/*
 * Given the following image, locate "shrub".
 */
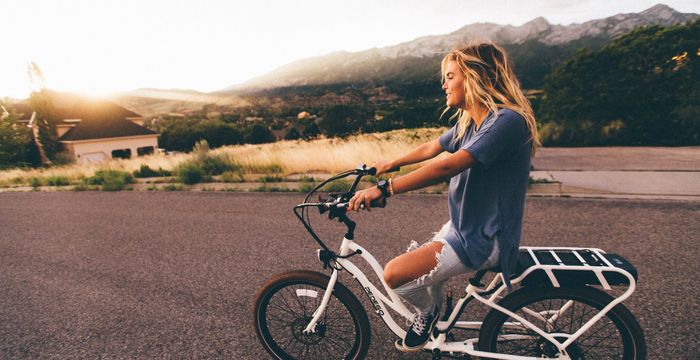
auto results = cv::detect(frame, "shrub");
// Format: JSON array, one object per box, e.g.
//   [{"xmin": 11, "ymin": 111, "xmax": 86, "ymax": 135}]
[
  {"xmin": 176, "ymin": 162, "xmax": 204, "ymax": 185},
  {"xmin": 72, "ymin": 184, "xmax": 94, "ymax": 191},
  {"xmin": 45, "ymin": 175, "xmax": 70, "ymax": 186},
  {"xmin": 85, "ymin": 170, "xmax": 135, "ymax": 191},
  {"xmin": 200, "ymin": 155, "xmax": 237, "ymax": 175},
  {"xmin": 254, "ymin": 185, "xmax": 293, "ymax": 192},
  {"xmin": 29, "ymin": 177, "xmax": 42, "ymax": 188},
  {"xmin": 133, "ymin": 164, "xmax": 172, "ymax": 178},
  {"xmin": 260, "ymin": 175, "xmax": 284, "ymax": 183}
]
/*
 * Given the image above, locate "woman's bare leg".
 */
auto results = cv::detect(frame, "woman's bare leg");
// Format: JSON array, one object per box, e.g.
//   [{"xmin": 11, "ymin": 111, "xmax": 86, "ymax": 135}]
[{"xmin": 384, "ymin": 241, "xmax": 444, "ymax": 289}]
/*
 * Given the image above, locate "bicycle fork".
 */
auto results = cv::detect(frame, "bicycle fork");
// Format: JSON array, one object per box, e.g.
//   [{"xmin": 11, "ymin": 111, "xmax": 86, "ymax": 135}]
[{"xmin": 303, "ymin": 268, "xmax": 339, "ymax": 334}]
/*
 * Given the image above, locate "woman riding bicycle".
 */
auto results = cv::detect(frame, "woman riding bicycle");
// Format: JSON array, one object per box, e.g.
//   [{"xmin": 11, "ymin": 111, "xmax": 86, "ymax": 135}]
[{"xmin": 348, "ymin": 42, "xmax": 540, "ymax": 352}]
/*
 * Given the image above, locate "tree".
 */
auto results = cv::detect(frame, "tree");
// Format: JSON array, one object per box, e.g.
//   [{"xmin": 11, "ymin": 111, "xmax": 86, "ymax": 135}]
[
  {"xmin": 153, "ymin": 116, "xmax": 245, "ymax": 151},
  {"xmin": 27, "ymin": 62, "xmax": 60, "ymax": 163},
  {"xmin": 301, "ymin": 121, "xmax": 320, "ymax": 140},
  {"xmin": 245, "ymin": 124, "xmax": 276, "ymax": 144},
  {"xmin": 29, "ymin": 90, "xmax": 60, "ymax": 161},
  {"xmin": 317, "ymin": 105, "xmax": 363, "ymax": 137},
  {"xmin": 0, "ymin": 109, "xmax": 34, "ymax": 168},
  {"xmin": 539, "ymin": 20, "xmax": 700, "ymax": 146},
  {"xmin": 284, "ymin": 128, "xmax": 301, "ymax": 140},
  {"xmin": 196, "ymin": 119, "xmax": 243, "ymax": 148}
]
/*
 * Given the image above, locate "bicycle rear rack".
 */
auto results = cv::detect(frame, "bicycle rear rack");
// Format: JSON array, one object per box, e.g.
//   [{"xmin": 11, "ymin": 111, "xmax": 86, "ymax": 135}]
[{"xmin": 515, "ymin": 246, "xmax": 638, "ymax": 290}]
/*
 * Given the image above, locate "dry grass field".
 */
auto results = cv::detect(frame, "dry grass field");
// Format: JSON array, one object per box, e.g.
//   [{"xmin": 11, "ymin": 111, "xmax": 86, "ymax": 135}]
[{"xmin": 0, "ymin": 128, "xmax": 447, "ymax": 186}]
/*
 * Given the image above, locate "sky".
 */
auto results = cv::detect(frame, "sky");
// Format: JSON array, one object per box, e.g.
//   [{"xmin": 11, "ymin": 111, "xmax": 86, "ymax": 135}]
[{"xmin": 1, "ymin": 0, "xmax": 698, "ymax": 99}]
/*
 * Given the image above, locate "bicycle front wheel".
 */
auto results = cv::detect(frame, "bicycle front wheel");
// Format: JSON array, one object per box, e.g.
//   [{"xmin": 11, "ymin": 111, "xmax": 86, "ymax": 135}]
[
  {"xmin": 478, "ymin": 286, "xmax": 646, "ymax": 359},
  {"xmin": 253, "ymin": 270, "xmax": 371, "ymax": 360}
]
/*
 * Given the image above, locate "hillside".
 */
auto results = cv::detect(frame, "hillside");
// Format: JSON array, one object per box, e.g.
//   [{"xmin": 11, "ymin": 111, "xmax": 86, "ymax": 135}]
[
  {"xmin": 112, "ymin": 4, "xmax": 698, "ymax": 116},
  {"xmin": 227, "ymin": 4, "xmax": 697, "ymax": 92},
  {"xmin": 111, "ymin": 88, "xmax": 250, "ymax": 117}
]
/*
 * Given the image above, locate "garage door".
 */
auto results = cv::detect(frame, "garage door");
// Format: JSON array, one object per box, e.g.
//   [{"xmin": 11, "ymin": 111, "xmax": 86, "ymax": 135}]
[{"xmin": 80, "ymin": 152, "xmax": 106, "ymax": 163}]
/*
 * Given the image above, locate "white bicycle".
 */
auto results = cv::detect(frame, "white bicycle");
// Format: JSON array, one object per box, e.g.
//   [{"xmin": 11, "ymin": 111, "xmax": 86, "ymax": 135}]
[{"xmin": 253, "ymin": 165, "xmax": 647, "ymax": 359}]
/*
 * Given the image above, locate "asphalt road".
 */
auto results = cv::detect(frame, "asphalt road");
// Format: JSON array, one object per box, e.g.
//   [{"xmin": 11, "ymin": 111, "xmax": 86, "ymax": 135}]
[{"xmin": 1, "ymin": 192, "xmax": 698, "ymax": 359}]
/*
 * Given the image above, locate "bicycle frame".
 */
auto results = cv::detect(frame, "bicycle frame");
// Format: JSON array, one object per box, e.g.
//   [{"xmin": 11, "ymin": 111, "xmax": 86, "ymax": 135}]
[
  {"xmin": 304, "ymin": 236, "xmax": 638, "ymax": 360},
  {"xmin": 292, "ymin": 166, "xmax": 637, "ymax": 359}
]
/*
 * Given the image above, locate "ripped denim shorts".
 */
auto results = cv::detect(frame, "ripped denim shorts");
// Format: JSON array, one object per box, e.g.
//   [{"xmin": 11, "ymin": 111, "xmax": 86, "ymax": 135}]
[{"xmin": 393, "ymin": 222, "xmax": 499, "ymax": 314}]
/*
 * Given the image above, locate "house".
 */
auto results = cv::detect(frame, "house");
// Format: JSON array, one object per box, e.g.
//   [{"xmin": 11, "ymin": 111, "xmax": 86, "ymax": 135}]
[{"xmin": 16, "ymin": 91, "xmax": 159, "ymax": 164}]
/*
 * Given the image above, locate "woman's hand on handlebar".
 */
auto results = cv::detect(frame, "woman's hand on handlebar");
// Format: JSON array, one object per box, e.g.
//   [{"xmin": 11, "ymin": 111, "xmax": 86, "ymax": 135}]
[
  {"xmin": 372, "ymin": 160, "xmax": 396, "ymax": 176},
  {"xmin": 348, "ymin": 187, "xmax": 383, "ymax": 212}
]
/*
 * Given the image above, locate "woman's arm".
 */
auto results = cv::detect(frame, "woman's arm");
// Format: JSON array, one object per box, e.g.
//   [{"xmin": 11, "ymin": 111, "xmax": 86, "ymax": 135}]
[
  {"xmin": 375, "ymin": 139, "xmax": 445, "ymax": 175},
  {"xmin": 391, "ymin": 150, "xmax": 474, "ymax": 194},
  {"xmin": 348, "ymin": 149, "xmax": 475, "ymax": 211}
]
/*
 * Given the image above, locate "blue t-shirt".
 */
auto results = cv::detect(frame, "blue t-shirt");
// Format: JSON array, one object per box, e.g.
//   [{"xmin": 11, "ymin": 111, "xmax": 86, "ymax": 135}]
[{"xmin": 438, "ymin": 108, "xmax": 531, "ymax": 290}]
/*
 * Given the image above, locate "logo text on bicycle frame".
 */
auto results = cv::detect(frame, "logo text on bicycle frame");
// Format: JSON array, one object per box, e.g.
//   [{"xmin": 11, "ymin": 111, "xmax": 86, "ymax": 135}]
[{"xmin": 363, "ymin": 286, "xmax": 384, "ymax": 316}]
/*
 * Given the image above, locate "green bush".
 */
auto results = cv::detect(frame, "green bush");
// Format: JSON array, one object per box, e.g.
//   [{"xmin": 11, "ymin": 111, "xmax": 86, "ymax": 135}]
[
  {"xmin": 200, "ymin": 155, "xmax": 237, "ymax": 175},
  {"xmin": 133, "ymin": 164, "xmax": 172, "ymax": 178},
  {"xmin": 254, "ymin": 185, "xmax": 293, "ymax": 192},
  {"xmin": 29, "ymin": 177, "xmax": 42, "ymax": 188},
  {"xmin": 45, "ymin": 175, "xmax": 70, "ymax": 186},
  {"xmin": 85, "ymin": 170, "xmax": 135, "ymax": 191},
  {"xmin": 72, "ymin": 184, "xmax": 94, "ymax": 191},
  {"xmin": 176, "ymin": 162, "xmax": 204, "ymax": 184},
  {"xmin": 174, "ymin": 152, "xmax": 244, "ymax": 184},
  {"xmin": 260, "ymin": 175, "xmax": 284, "ymax": 183}
]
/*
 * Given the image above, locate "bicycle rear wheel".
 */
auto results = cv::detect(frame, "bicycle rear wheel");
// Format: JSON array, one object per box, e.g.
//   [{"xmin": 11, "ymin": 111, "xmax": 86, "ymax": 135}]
[
  {"xmin": 253, "ymin": 270, "xmax": 371, "ymax": 360},
  {"xmin": 478, "ymin": 286, "xmax": 646, "ymax": 359}
]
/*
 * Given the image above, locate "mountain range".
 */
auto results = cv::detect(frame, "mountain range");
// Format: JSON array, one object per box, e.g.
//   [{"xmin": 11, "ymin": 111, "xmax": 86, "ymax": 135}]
[{"xmin": 114, "ymin": 4, "xmax": 698, "ymax": 116}]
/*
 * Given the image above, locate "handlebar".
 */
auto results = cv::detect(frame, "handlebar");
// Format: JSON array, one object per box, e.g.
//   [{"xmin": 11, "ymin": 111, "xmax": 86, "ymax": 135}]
[{"xmin": 293, "ymin": 164, "xmax": 397, "ymax": 250}]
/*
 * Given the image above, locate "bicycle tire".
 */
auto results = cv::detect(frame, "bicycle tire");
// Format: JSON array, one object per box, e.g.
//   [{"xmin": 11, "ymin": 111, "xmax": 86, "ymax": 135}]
[
  {"xmin": 478, "ymin": 286, "xmax": 646, "ymax": 359},
  {"xmin": 253, "ymin": 270, "xmax": 371, "ymax": 360}
]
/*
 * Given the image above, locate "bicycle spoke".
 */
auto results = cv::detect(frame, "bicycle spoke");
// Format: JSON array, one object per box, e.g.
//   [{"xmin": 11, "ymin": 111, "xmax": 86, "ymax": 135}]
[
  {"xmin": 258, "ymin": 278, "xmax": 363, "ymax": 359},
  {"xmin": 492, "ymin": 294, "xmax": 630, "ymax": 358}
]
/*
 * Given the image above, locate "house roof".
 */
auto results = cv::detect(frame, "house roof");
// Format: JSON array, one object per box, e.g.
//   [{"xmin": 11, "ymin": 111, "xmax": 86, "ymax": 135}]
[
  {"xmin": 46, "ymin": 92, "xmax": 157, "ymax": 141},
  {"xmin": 6, "ymin": 102, "xmax": 33, "ymax": 119}
]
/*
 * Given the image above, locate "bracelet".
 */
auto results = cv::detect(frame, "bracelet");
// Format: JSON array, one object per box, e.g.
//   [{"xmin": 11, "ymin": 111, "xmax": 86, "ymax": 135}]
[{"xmin": 388, "ymin": 178, "xmax": 395, "ymax": 196}]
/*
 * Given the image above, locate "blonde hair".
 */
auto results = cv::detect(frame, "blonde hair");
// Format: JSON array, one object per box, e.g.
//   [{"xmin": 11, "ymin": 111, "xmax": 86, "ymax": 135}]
[{"xmin": 441, "ymin": 42, "xmax": 540, "ymax": 154}]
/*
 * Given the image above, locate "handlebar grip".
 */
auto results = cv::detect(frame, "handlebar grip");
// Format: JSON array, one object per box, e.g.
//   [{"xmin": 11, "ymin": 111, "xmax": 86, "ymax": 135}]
[
  {"xmin": 349, "ymin": 197, "xmax": 387, "ymax": 210},
  {"xmin": 365, "ymin": 166, "xmax": 400, "ymax": 176}
]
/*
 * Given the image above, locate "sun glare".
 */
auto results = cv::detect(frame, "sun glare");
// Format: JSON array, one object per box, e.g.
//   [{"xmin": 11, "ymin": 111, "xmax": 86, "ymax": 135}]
[{"xmin": 1, "ymin": 0, "xmax": 697, "ymax": 100}]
